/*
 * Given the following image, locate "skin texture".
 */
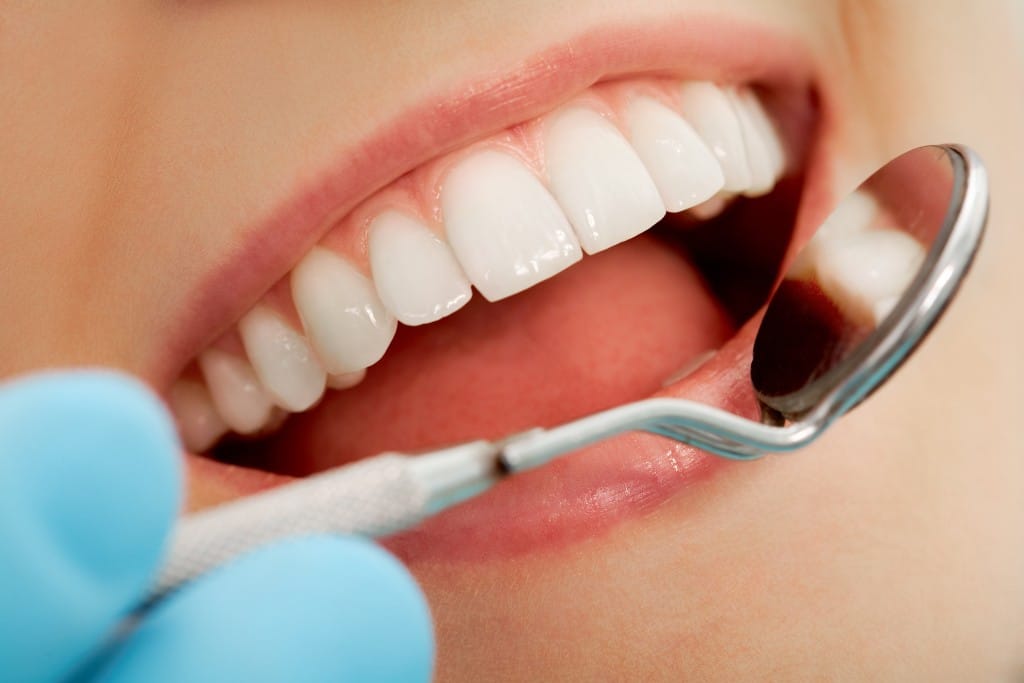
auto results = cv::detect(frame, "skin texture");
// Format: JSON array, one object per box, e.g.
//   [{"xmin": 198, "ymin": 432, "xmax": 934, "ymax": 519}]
[{"xmin": 2, "ymin": 1, "xmax": 1023, "ymax": 679}]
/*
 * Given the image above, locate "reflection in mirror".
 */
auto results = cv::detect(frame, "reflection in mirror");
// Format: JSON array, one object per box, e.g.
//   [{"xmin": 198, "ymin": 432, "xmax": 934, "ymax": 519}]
[{"xmin": 751, "ymin": 146, "xmax": 958, "ymax": 419}]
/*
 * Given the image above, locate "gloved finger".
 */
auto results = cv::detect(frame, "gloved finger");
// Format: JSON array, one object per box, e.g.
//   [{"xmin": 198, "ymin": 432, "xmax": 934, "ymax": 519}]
[
  {"xmin": 0, "ymin": 370, "xmax": 181, "ymax": 683},
  {"xmin": 99, "ymin": 536, "xmax": 434, "ymax": 683}
]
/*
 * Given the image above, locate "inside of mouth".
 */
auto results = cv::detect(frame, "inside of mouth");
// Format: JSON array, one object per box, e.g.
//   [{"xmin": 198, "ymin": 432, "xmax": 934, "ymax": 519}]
[{"xmin": 209, "ymin": 174, "xmax": 804, "ymax": 477}]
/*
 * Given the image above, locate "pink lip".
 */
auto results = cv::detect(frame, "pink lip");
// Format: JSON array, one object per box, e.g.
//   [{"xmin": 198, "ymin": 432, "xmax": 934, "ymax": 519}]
[{"xmin": 152, "ymin": 13, "xmax": 818, "ymax": 387}]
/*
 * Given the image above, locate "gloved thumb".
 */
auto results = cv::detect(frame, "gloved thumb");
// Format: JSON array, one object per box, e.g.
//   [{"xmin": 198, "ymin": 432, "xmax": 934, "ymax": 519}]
[{"xmin": 0, "ymin": 370, "xmax": 182, "ymax": 683}]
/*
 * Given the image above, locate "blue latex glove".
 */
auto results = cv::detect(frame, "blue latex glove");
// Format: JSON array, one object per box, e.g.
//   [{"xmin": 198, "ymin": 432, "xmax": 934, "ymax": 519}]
[{"xmin": 0, "ymin": 370, "xmax": 434, "ymax": 683}]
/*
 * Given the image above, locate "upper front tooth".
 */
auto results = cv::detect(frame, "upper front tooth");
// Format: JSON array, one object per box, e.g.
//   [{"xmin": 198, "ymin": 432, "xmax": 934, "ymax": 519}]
[
  {"xmin": 544, "ymin": 107, "xmax": 665, "ymax": 254},
  {"xmin": 369, "ymin": 211, "xmax": 472, "ymax": 326},
  {"xmin": 814, "ymin": 227, "xmax": 926, "ymax": 326},
  {"xmin": 198, "ymin": 348, "xmax": 274, "ymax": 434},
  {"xmin": 624, "ymin": 96, "xmax": 725, "ymax": 213},
  {"xmin": 237, "ymin": 304, "xmax": 326, "ymax": 412},
  {"xmin": 677, "ymin": 82, "xmax": 753, "ymax": 193},
  {"xmin": 442, "ymin": 149, "xmax": 582, "ymax": 301},
  {"xmin": 168, "ymin": 378, "xmax": 228, "ymax": 452},
  {"xmin": 291, "ymin": 247, "xmax": 398, "ymax": 374}
]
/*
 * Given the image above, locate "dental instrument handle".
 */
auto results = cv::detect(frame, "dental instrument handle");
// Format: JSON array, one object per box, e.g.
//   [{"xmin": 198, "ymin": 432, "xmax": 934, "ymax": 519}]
[{"xmin": 152, "ymin": 440, "xmax": 504, "ymax": 600}]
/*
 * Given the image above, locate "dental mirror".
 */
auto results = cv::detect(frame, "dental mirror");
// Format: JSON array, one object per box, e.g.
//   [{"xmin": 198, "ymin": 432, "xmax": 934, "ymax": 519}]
[
  {"xmin": 500, "ymin": 144, "xmax": 989, "ymax": 466},
  {"xmin": 750, "ymin": 144, "xmax": 986, "ymax": 424}
]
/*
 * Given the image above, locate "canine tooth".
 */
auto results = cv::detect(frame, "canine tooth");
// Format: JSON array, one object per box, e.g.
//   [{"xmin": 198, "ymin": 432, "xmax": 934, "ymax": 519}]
[
  {"xmin": 814, "ymin": 227, "xmax": 926, "ymax": 327},
  {"xmin": 442, "ymin": 149, "xmax": 582, "ymax": 301},
  {"xmin": 625, "ymin": 96, "xmax": 724, "ymax": 213},
  {"xmin": 677, "ymin": 82, "xmax": 753, "ymax": 192},
  {"xmin": 544, "ymin": 107, "xmax": 665, "ymax": 254},
  {"xmin": 198, "ymin": 349, "xmax": 274, "ymax": 434},
  {"xmin": 369, "ymin": 211, "xmax": 472, "ymax": 325},
  {"xmin": 326, "ymin": 368, "xmax": 366, "ymax": 390},
  {"xmin": 291, "ymin": 247, "xmax": 398, "ymax": 374},
  {"xmin": 238, "ymin": 305, "xmax": 326, "ymax": 412},
  {"xmin": 168, "ymin": 379, "xmax": 228, "ymax": 452},
  {"xmin": 729, "ymin": 89, "xmax": 776, "ymax": 197}
]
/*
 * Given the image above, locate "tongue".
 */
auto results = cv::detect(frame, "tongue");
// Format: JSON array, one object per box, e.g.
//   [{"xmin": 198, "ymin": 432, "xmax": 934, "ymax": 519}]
[{"xmin": 243, "ymin": 233, "xmax": 733, "ymax": 476}]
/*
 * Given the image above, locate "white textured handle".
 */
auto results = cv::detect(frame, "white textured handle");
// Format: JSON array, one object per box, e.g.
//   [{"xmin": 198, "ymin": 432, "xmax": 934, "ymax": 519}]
[{"xmin": 153, "ymin": 454, "xmax": 425, "ymax": 598}]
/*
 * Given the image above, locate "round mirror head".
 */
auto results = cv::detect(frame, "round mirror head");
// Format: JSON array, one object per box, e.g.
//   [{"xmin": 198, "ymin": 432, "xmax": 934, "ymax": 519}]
[{"xmin": 750, "ymin": 145, "xmax": 987, "ymax": 423}]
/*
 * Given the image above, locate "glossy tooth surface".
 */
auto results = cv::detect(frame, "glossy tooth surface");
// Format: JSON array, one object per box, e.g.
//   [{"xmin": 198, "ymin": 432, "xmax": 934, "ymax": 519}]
[
  {"xmin": 625, "ymin": 96, "xmax": 724, "ymax": 212},
  {"xmin": 729, "ymin": 89, "xmax": 776, "ymax": 197},
  {"xmin": 739, "ymin": 89, "xmax": 786, "ymax": 180},
  {"xmin": 544, "ymin": 107, "xmax": 665, "ymax": 254},
  {"xmin": 291, "ymin": 247, "xmax": 398, "ymax": 374},
  {"xmin": 369, "ymin": 211, "xmax": 472, "ymax": 325},
  {"xmin": 442, "ymin": 150, "xmax": 582, "ymax": 301},
  {"xmin": 168, "ymin": 379, "xmax": 228, "ymax": 452},
  {"xmin": 815, "ymin": 228, "xmax": 926, "ymax": 326},
  {"xmin": 198, "ymin": 349, "xmax": 274, "ymax": 434},
  {"xmin": 238, "ymin": 305, "xmax": 326, "ymax": 412},
  {"xmin": 678, "ymin": 81, "xmax": 753, "ymax": 192}
]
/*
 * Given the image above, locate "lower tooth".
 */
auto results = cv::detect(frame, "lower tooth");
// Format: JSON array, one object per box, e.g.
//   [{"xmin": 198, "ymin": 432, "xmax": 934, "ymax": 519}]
[
  {"xmin": 326, "ymin": 368, "xmax": 366, "ymax": 390},
  {"xmin": 198, "ymin": 348, "xmax": 274, "ymax": 434},
  {"xmin": 625, "ymin": 96, "xmax": 724, "ymax": 212},
  {"xmin": 688, "ymin": 192, "xmax": 734, "ymax": 220},
  {"xmin": 238, "ymin": 305, "xmax": 326, "ymax": 413},
  {"xmin": 168, "ymin": 379, "xmax": 228, "ymax": 452}
]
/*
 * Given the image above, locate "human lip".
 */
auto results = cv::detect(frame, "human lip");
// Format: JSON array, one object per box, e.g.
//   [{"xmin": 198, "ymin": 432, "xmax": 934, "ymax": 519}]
[{"xmin": 161, "ymin": 14, "xmax": 831, "ymax": 561}]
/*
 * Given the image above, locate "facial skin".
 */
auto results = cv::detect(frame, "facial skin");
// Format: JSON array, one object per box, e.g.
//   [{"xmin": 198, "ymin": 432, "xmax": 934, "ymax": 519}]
[{"xmin": 2, "ymin": 1, "xmax": 1023, "ymax": 679}]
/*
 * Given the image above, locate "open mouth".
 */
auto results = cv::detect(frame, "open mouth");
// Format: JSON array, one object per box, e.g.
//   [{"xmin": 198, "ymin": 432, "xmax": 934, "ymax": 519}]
[{"xmin": 162, "ymin": 28, "xmax": 826, "ymax": 562}]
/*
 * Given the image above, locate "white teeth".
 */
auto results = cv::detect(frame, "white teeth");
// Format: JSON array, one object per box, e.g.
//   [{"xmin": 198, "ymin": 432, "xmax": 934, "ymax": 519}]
[
  {"xmin": 369, "ymin": 211, "xmax": 472, "ymax": 325},
  {"xmin": 625, "ymin": 96, "xmax": 725, "ymax": 213},
  {"xmin": 791, "ymin": 190, "xmax": 879, "ymax": 281},
  {"xmin": 237, "ymin": 305, "xmax": 326, "ymax": 412},
  {"xmin": 291, "ymin": 247, "xmax": 398, "ymax": 374},
  {"xmin": 729, "ymin": 89, "xmax": 776, "ymax": 197},
  {"xmin": 168, "ymin": 379, "xmax": 228, "ymax": 452},
  {"xmin": 544, "ymin": 107, "xmax": 665, "ymax": 254},
  {"xmin": 677, "ymin": 82, "xmax": 753, "ymax": 193},
  {"xmin": 198, "ymin": 349, "xmax": 274, "ymax": 434},
  {"xmin": 326, "ymin": 368, "xmax": 367, "ymax": 390},
  {"xmin": 738, "ymin": 89, "xmax": 786, "ymax": 181},
  {"xmin": 442, "ymin": 150, "xmax": 582, "ymax": 301},
  {"xmin": 814, "ymin": 227, "xmax": 925, "ymax": 326},
  {"xmin": 181, "ymin": 79, "xmax": 789, "ymax": 443}
]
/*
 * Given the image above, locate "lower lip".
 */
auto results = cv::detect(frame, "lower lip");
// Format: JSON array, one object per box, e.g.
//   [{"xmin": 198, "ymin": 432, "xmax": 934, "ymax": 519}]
[{"xmin": 382, "ymin": 320, "xmax": 763, "ymax": 563}]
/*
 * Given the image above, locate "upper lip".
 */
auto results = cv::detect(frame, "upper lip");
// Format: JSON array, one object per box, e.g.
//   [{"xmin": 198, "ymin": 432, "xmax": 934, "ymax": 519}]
[{"xmin": 148, "ymin": 12, "xmax": 821, "ymax": 391}]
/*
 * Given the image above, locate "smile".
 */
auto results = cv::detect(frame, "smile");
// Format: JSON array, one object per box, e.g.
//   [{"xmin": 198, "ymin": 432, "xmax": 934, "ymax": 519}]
[{"xmin": 158, "ymin": 16, "xmax": 844, "ymax": 562}]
